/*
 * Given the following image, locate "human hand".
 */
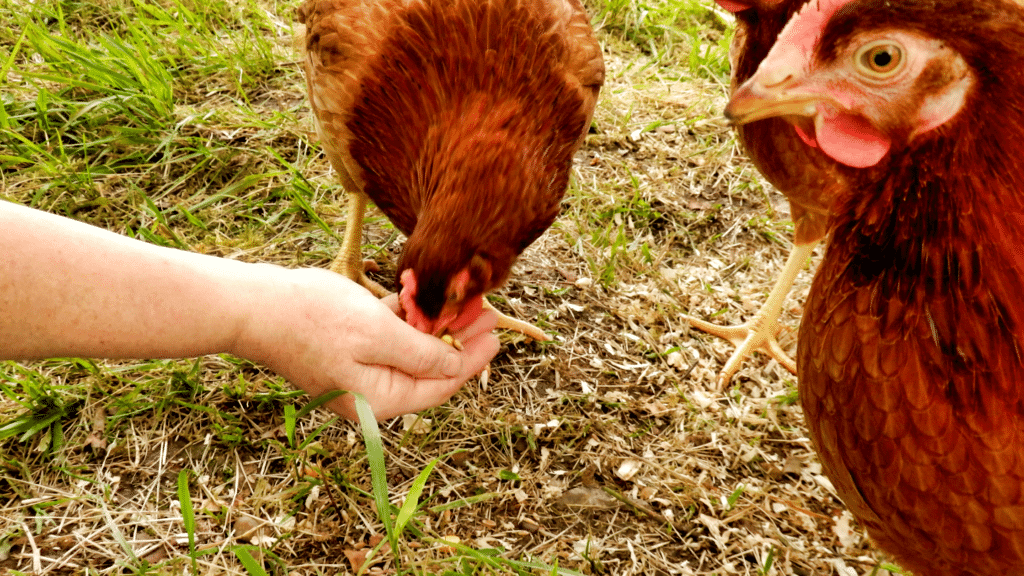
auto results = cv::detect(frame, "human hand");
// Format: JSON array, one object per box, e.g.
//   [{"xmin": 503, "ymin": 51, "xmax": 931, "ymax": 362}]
[
  {"xmin": 232, "ymin": 267, "xmax": 500, "ymax": 420},
  {"xmin": 0, "ymin": 201, "xmax": 498, "ymax": 420}
]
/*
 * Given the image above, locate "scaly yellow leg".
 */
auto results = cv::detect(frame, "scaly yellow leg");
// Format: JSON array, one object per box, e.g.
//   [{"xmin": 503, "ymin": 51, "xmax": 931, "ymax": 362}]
[
  {"xmin": 685, "ymin": 241, "xmax": 817, "ymax": 389},
  {"xmin": 328, "ymin": 192, "xmax": 389, "ymax": 298}
]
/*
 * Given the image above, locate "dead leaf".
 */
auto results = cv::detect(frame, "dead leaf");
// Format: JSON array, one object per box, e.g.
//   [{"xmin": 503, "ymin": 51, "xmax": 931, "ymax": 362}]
[
  {"xmin": 782, "ymin": 455, "xmax": 805, "ymax": 475},
  {"xmin": 556, "ymin": 487, "xmax": 618, "ymax": 509},
  {"xmin": 344, "ymin": 548, "xmax": 369, "ymax": 572},
  {"xmin": 234, "ymin": 515, "xmax": 261, "ymax": 540},
  {"xmin": 401, "ymin": 413, "xmax": 432, "ymax": 434},
  {"xmin": 84, "ymin": 432, "xmax": 107, "ymax": 452},
  {"xmin": 615, "ymin": 459, "xmax": 642, "ymax": 481}
]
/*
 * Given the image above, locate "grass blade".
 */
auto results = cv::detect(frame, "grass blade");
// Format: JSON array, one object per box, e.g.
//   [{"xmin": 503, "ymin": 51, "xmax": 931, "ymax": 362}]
[
  {"xmin": 177, "ymin": 470, "xmax": 198, "ymax": 574},
  {"xmin": 353, "ymin": 393, "xmax": 397, "ymax": 559},
  {"xmin": 233, "ymin": 546, "xmax": 270, "ymax": 576},
  {"xmin": 394, "ymin": 459, "xmax": 438, "ymax": 536}
]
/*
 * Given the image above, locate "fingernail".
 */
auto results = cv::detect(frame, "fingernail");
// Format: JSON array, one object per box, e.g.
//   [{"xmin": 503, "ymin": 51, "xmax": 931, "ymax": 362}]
[{"xmin": 442, "ymin": 352, "xmax": 461, "ymax": 378}]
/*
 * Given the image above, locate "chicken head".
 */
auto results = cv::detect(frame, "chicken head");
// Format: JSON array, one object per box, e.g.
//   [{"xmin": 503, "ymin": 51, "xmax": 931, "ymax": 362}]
[
  {"xmin": 727, "ymin": 0, "xmax": 974, "ymax": 168},
  {"xmin": 298, "ymin": 0, "xmax": 603, "ymax": 343}
]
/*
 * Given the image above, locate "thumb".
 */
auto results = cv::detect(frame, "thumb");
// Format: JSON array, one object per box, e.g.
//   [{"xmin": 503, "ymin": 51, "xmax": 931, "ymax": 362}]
[{"xmin": 366, "ymin": 320, "xmax": 465, "ymax": 378}]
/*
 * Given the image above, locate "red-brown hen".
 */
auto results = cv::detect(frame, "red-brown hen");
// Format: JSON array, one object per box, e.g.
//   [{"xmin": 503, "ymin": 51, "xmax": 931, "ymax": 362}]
[
  {"xmin": 691, "ymin": 0, "xmax": 849, "ymax": 387},
  {"xmin": 298, "ymin": 0, "xmax": 604, "ymax": 338},
  {"xmin": 729, "ymin": 0, "xmax": 1024, "ymax": 573}
]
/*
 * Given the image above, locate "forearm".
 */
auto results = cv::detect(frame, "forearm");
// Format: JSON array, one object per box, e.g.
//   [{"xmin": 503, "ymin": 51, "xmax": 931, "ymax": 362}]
[{"xmin": 0, "ymin": 201, "xmax": 263, "ymax": 361}]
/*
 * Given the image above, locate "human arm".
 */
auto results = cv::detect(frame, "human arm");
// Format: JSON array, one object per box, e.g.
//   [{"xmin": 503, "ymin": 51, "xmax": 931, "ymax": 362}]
[{"xmin": 0, "ymin": 200, "xmax": 499, "ymax": 419}]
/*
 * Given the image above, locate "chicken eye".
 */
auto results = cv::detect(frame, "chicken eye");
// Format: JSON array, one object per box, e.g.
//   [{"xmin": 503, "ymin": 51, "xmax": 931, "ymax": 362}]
[{"xmin": 856, "ymin": 41, "xmax": 904, "ymax": 78}]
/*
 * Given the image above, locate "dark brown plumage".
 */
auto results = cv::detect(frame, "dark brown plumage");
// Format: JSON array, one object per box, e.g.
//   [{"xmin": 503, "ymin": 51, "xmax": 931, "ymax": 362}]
[
  {"xmin": 728, "ymin": 0, "xmax": 1024, "ymax": 573},
  {"xmin": 298, "ymin": 0, "xmax": 603, "ymax": 336}
]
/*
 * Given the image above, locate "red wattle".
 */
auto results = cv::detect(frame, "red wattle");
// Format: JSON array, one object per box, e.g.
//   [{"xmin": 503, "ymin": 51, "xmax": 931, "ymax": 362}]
[
  {"xmin": 794, "ymin": 123, "xmax": 818, "ymax": 148},
  {"xmin": 448, "ymin": 294, "xmax": 485, "ymax": 333},
  {"xmin": 816, "ymin": 110, "xmax": 891, "ymax": 168},
  {"xmin": 715, "ymin": 0, "xmax": 753, "ymax": 12}
]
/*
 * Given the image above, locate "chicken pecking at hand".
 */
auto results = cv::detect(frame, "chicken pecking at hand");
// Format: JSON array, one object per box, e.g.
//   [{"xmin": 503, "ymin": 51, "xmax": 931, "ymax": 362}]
[
  {"xmin": 688, "ymin": 0, "xmax": 850, "ymax": 388},
  {"xmin": 728, "ymin": 0, "xmax": 1024, "ymax": 573},
  {"xmin": 297, "ymin": 0, "xmax": 604, "ymax": 339}
]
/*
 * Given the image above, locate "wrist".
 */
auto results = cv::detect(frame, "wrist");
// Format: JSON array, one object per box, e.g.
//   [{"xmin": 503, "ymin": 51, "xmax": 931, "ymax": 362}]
[{"xmin": 225, "ymin": 262, "xmax": 295, "ymax": 366}]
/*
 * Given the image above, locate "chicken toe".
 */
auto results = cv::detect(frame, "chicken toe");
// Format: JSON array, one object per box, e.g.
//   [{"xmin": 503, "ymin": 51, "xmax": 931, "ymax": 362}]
[
  {"xmin": 484, "ymin": 300, "xmax": 551, "ymax": 342},
  {"xmin": 684, "ymin": 314, "xmax": 796, "ymax": 388}
]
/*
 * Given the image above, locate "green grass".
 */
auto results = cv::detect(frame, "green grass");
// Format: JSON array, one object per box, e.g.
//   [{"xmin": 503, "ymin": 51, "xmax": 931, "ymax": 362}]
[
  {"xmin": 594, "ymin": 0, "xmax": 732, "ymax": 78},
  {"xmin": 2, "ymin": 0, "xmax": 313, "ymax": 261}
]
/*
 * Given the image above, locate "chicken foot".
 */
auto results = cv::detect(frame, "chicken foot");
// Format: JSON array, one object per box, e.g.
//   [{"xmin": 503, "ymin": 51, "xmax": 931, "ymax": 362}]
[
  {"xmin": 685, "ymin": 241, "xmax": 817, "ymax": 388},
  {"xmin": 329, "ymin": 192, "xmax": 390, "ymax": 298},
  {"xmin": 484, "ymin": 299, "xmax": 552, "ymax": 342}
]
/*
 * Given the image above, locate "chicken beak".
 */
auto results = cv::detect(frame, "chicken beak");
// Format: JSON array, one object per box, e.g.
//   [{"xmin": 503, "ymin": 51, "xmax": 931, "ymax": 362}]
[{"xmin": 725, "ymin": 66, "xmax": 826, "ymax": 126}]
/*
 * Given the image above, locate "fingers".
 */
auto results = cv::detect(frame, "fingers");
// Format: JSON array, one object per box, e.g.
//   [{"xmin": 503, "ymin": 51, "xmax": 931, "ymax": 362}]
[
  {"xmin": 325, "ymin": 392, "xmax": 360, "ymax": 421},
  {"xmin": 364, "ymin": 306, "xmax": 499, "ymax": 379},
  {"xmin": 455, "ymin": 330, "xmax": 500, "ymax": 380},
  {"xmin": 371, "ymin": 329, "xmax": 498, "ymax": 420},
  {"xmin": 454, "ymin": 308, "xmax": 499, "ymax": 342},
  {"xmin": 380, "ymin": 293, "xmax": 401, "ymax": 314},
  {"xmin": 347, "ymin": 303, "xmax": 500, "ymax": 421},
  {"xmin": 446, "ymin": 310, "xmax": 499, "ymax": 377},
  {"xmin": 359, "ymin": 311, "xmax": 499, "ymax": 420},
  {"xmin": 362, "ymin": 318, "xmax": 467, "ymax": 378}
]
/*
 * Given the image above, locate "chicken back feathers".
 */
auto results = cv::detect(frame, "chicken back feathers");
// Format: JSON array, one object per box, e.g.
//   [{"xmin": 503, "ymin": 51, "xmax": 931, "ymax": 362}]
[
  {"xmin": 298, "ymin": 0, "xmax": 603, "ymax": 331},
  {"xmin": 730, "ymin": 0, "xmax": 1024, "ymax": 574}
]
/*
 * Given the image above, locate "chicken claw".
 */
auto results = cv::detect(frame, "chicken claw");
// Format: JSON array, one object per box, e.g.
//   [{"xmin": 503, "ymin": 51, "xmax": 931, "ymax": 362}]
[
  {"xmin": 684, "ymin": 314, "xmax": 796, "ymax": 387},
  {"xmin": 484, "ymin": 300, "xmax": 551, "ymax": 341},
  {"xmin": 686, "ymin": 242, "xmax": 814, "ymax": 388}
]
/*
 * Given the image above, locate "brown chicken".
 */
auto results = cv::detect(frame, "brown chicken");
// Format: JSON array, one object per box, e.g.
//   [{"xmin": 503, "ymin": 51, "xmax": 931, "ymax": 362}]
[
  {"xmin": 688, "ymin": 0, "xmax": 849, "ymax": 387},
  {"xmin": 297, "ymin": 0, "xmax": 604, "ymax": 338},
  {"xmin": 728, "ymin": 0, "xmax": 1024, "ymax": 573}
]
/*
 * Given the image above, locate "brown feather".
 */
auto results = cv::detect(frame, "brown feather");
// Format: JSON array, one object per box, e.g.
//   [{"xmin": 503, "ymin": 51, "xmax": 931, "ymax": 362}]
[{"xmin": 729, "ymin": 0, "xmax": 848, "ymax": 244}]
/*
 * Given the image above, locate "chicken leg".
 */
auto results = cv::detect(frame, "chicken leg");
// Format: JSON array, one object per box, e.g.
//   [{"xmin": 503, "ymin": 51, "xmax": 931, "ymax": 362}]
[
  {"xmin": 329, "ymin": 192, "xmax": 390, "ymax": 298},
  {"xmin": 685, "ymin": 241, "xmax": 816, "ymax": 388}
]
